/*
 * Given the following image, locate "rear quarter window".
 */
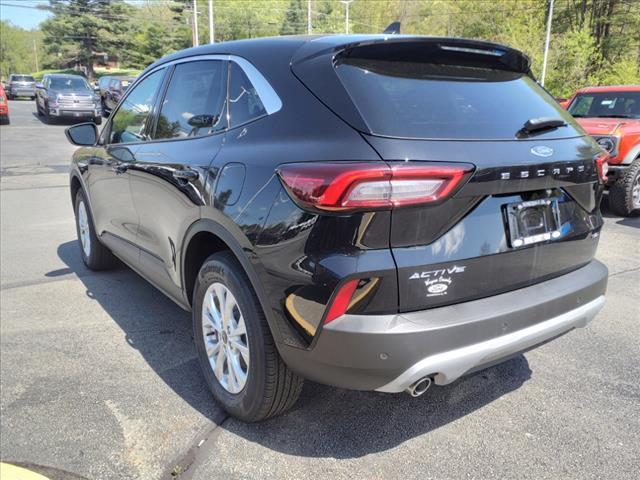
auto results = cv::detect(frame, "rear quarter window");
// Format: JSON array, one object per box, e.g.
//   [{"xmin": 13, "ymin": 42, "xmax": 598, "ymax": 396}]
[{"xmin": 336, "ymin": 59, "xmax": 580, "ymax": 140}]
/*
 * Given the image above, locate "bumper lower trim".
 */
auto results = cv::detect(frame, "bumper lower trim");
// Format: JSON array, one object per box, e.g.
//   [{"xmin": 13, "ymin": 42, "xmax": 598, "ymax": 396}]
[{"xmin": 376, "ymin": 295, "xmax": 605, "ymax": 393}]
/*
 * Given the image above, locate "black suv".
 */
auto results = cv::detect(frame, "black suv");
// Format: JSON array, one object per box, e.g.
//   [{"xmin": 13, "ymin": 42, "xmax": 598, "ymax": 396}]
[{"xmin": 65, "ymin": 36, "xmax": 608, "ymax": 422}]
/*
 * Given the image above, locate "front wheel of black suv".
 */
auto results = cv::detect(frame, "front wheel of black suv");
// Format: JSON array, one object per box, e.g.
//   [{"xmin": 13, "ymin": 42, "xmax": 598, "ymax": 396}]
[
  {"xmin": 74, "ymin": 190, "xmax": 117, "ymax": 270},
  {"xmin": 193, "ymin": 252, "xmax": 303, "ymax": 422},
  {"xmin": 609, "ymin": 159, "xmax": 640, "ymax": 217}
]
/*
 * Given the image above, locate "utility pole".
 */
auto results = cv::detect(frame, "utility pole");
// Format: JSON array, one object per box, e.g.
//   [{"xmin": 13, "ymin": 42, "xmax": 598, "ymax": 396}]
[
  {"xmin": 307, "ymin": 0, "xmax": 312, "ymax": 35},
  {"xmin": 208, "ymin": 0, "xmax": 214, "ymax": 43},
  {"xmin": 192, "ymin": 0, "xmax": 199, "ymax": 47},
  {"xmin": 340, "ymin": 0, "xmax": 354, "ymax": 34},
  {"xmin": 541, "ymin": 0, "xmax": 554, "ymax": 87},
  {"xmin": 33, "ymin": 38, "xmax": 39, "ymax": 72}
]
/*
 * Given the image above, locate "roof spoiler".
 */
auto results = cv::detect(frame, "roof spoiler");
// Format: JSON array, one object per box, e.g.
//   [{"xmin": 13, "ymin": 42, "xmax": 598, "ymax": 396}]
[
  {"xmin": 335, "ymin": 38, "xmax": 531, "ymax": 75},
  {"xmin": 383, "ymin": 22, "xmax": 401, "ymax": 34}
]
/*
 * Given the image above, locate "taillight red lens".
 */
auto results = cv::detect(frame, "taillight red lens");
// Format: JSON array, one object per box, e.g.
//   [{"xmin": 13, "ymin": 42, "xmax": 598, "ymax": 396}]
[
  {"xmin": 595, "ymin": 153, "xmax": 609, "ymax": 183},
  {"xmin": 324, "ymin": 279, "xmax": 359, "ymax": 324},
  {"xmin": 277, "ymin": 162, "xmax": 473, "ymax": 211}
]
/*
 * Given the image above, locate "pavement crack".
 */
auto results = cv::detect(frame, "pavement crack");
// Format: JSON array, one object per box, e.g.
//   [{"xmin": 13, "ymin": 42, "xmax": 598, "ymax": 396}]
[
  {"xmin": 161, "ymin": 414, "xmax": 230, "ymax": 480},
  {"xmin": 609, "ymin": 266, "xmax": 640, "ymax": 278}
]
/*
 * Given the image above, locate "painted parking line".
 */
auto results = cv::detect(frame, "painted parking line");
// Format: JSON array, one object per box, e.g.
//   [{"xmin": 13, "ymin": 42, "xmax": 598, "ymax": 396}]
[{"xmin": 0, "ymin": 462, "xmax": 50, "ymax": 480}]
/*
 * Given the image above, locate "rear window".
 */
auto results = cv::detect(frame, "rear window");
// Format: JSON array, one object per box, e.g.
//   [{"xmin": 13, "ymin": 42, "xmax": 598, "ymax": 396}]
[
  {"xmin": 335, "ymin": 59, "xmax": 578, "ymax": 140},
  {"xmin": 11, "ymin": 75, "xmax": 35, "ymax": 82},
  {"xmin": 568, "ymin": 91, "xmax": 640, "ymax": 119}
]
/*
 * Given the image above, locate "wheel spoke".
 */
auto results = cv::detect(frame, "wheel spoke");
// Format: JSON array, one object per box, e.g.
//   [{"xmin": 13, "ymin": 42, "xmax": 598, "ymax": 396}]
[
  {"xmin": 223, "ymin": 291, "xmax": 237, "ymax": 327},
  {"xmin": 213, "ymin": 345, "xmax": 226, "ymax": 382},
  {"xmin": 206, "ymin": 292, "xmax": 222, "ymax": 330},
  {"xmin": 230, "ymin": 339, "xmax": 249, "ymax": 364},
  {"xmin": 229, "ymin": 314, "xmax": 246, "ymax": 337},
  {"xmin": 205, "ymin": 338, "xmax": 219, "ymax": 358}
]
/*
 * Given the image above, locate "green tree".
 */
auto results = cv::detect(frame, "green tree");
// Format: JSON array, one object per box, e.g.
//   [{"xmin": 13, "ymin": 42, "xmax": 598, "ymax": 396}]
[
  {"xmin": 40, "ymin": 0, "xmax": 135, "ymax": 79},
  {"xmin": 0, "ymin": 21, "xmax": 46, "ymax": 79},
  {"xmin": 280, "ymin": 0, "xmax": 306, "ymax": 35}
]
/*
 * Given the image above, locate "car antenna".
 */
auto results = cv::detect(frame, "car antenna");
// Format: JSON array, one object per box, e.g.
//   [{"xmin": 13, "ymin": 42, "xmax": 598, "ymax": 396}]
[{"xmin": 383, "ymin": 22, "xmax": 401, "ymax": 34}]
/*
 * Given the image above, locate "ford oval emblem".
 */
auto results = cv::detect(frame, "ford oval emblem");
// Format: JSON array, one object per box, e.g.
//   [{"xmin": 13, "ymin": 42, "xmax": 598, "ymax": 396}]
[
  {"xmin": 427, "ymin": 283, "xmax": 448, "ymax": 294},
  {"xmin": 531, "ymin": 146, "xmax": 554, "ymax": 157}
]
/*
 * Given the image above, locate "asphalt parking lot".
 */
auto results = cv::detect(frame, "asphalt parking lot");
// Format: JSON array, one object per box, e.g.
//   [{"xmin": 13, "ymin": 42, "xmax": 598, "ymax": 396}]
[{"xmin": 1, "ymin": 99, "xmax": 639, "ymax": 480}]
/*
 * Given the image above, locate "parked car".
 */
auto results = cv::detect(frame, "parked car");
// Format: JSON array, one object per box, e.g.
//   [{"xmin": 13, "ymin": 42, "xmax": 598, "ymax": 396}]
[
  {"xmin": 101, "ymin": 76, "xmax": 136, "ymax": 116},
  {"xmin": 65, "ymin": 36, "xmax": 608, "ymax": 422},
  {"xmin": 563, "ymin": 85, "xmax": 639, "ymax": 216},
  {"xmin": 36, "ymin": 74, "xmax": 102, "ymax": 124},
  {"xmin": 6, "ymin": 74, "xmax": 36, "ymax": 100},
  {"xmin": 0, "ymin": 84, "xmax": 9, "ymax": 124}
]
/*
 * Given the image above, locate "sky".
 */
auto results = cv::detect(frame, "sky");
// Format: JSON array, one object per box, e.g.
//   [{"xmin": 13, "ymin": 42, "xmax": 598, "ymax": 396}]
[{"xmin": 1, "ymin": 0, "xmax": 52, "ymax": 29}]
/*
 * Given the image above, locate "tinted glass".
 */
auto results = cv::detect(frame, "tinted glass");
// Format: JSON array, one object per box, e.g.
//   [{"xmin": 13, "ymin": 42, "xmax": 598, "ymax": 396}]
[
  {"xmin": 336, "ymin": 60, "xmax": 579, "ymax": 140},
  {"xmin": 49, "ymin": 77, "xmax": 92, "ymax": 92},
  {"xmin": 154, "ymin": 61, "xmax": 226, "ymax": 140},
  {"xmin": 11, "ymin": 75, "xmax": 35, "ymax": 82},
  {"xmin": 568, "ymin": 91, "xmax": 640, "ymax": 119},
  {"xmin": 228, "ymin": 62, "xmax": 266, "ymax": 127},
  {"xmin": 109, "ymin": 69, "xmax": 163, "ymax": 144}
]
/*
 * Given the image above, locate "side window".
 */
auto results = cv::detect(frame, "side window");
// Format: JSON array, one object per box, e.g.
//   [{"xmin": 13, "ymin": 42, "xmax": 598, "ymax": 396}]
[
  {"xmin": 109, "ymin": 69, "xmax": 164, "ymax": 145},
  {"xmin": 154, "ymin": 60, "xmax": 227, "ymax": 140},
  {"xmin": 228, "ymin": 62, "xmax": 267, "ymax": 128}
]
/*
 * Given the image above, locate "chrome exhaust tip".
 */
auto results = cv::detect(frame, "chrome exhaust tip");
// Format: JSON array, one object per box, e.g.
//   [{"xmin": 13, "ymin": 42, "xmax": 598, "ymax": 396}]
[{"xmin": 405, "ymin": 377, "xmax": 432, "ymax": 397}]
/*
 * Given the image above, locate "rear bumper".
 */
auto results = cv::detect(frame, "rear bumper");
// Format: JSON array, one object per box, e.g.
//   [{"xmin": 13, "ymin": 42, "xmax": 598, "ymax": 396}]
[
  {"xmin": 9, "ymin": 87, "xmax": 35, "ymax": 96},
  {"xmin": 280, "ymin": 260, "xmax": 608, "ymax": 391}
]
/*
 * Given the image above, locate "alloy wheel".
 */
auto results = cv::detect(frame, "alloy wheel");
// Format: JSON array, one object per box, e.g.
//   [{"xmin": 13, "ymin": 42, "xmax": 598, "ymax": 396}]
[
  {"xmin": 632, "ymin": 173, "xmax": 640, "ymax": 209},
  {"xmin": 77, "ymin": 200, "xmax": 91, "ymax": 258},
  {"xmin": 201, "ymin": 282, "xmax": 250, "ymax": 394}
]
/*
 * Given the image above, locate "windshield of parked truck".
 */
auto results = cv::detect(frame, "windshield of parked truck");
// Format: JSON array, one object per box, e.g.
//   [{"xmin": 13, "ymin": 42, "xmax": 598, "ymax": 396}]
[
  {"xmin": 569, "ymin": 91, "xmax": 640, "ymax": 119},
  {"xmin": 50, "ymin": 77, "xmax": 92, "ymax": 92}
]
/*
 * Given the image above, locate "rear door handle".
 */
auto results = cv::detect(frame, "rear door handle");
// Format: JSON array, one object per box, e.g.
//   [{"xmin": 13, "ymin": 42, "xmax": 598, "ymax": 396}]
[{"xmin": 172, "ymin": 169, "xmax": 198, "ymax": 181}]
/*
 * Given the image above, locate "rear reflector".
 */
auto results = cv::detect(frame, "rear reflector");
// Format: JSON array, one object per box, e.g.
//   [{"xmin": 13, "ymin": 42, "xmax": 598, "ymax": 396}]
[
  {"xmin": 595, "ymin": 153, "xmax": 609, "ymax": 183},
  {"xmin": 324, "ymin": 279, "xmax": 359, "ymax": 324},
  {"xmin": 277, "ymin": 162, "xmax": 474, "ymax": 211}
]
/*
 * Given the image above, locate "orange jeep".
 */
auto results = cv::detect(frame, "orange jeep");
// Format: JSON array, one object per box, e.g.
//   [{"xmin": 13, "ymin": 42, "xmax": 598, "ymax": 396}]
[{"xmin": 563, "ymin": 85, "xmax": 640, "ymax": 216}]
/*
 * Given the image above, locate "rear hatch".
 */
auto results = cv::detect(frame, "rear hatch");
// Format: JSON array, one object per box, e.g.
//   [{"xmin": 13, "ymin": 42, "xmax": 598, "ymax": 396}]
[{"xmin": 293, "ymin": 37, "xmax": 605, "ymax": 312}]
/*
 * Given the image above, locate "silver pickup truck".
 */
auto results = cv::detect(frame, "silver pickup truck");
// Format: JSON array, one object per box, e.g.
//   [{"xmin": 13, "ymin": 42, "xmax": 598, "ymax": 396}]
[{"xmin": 36, "ymin": 74, "xmax": 102, "ymax": 124}]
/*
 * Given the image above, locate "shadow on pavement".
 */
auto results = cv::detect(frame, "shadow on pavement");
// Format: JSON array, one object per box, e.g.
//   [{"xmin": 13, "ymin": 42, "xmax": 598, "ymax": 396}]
[
  {"xmin": 600, "ymin": 195, "xmax": 640, "ymax": 228},
  {"xmin": 55, "ymin": 239, "xmax": 531, "ymax": 459}
]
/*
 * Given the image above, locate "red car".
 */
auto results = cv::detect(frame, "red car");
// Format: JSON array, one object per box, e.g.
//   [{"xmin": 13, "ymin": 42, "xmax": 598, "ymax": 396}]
[
  {"xmin": 563, "ymin": 85, "xmax": 640, "ymax": 216},
  {"xmin": 0, "ymin": 84, "xmax": 9, "ymax": 125}
]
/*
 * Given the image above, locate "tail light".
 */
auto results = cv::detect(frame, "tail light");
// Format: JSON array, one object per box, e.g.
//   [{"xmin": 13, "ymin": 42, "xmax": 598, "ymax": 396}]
[
  {"xmin": 595, "ymin": 153, "xmax": 609, "ymax": 183},
  {"xmin": 277, "ymin": 162, "xmax": 474, "ymax": 212}
]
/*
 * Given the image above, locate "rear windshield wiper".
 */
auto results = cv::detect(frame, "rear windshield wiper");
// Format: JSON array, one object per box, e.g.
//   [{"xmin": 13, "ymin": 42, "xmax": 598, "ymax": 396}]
[{"xmin": 517, "ymin": 117, "xmax": 567, "ymax": 137}]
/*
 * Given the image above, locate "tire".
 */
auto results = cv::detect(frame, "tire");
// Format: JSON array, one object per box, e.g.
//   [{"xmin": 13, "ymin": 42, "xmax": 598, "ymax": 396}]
[
  {"xmin": 74, "ymin": 190, "xmax": 117, "ymax": 270},
  {"xmin": 43, "ymin": 104, "xmax": 52, "ymax": 124},
  {"xmin": 193, "ymin": 252, "xmax": 303, "ymax": 422},
  {"xmin": 31, "ymin": 96, "xmax": 35, "ymax": 101},
  {"xmin": 93, "ymin": 116, "xmax": 102, "ymax": 125},
  {"xmin": 608, "ymin": 159, "xmax": 640, "ymax": 217}
]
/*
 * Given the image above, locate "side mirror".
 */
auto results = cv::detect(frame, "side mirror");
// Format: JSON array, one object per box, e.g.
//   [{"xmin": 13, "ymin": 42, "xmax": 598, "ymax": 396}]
[
  {"xmin": 65, "ymin": 122, "xmax": 98, "ymax": 146},
  {"xmin": 94, "ymin": 85, "xmax": 100, "ymax": 92},
  {"xmin": 36, "ymin": 83, "xmax": 44, "ymax": 90}
]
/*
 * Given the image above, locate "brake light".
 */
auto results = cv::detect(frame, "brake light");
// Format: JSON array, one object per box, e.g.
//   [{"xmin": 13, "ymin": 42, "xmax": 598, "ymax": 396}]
[
  {"xmin": 595, "ymin": 153, "xmax": 609, "ymax": 183},
  {"xmin": 277, "ymin": 162, "xmax": 474, "ymax": 211},
  {"xmin": 324, "ymin": 279, "xmax": 359, "ymax": 324}
]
